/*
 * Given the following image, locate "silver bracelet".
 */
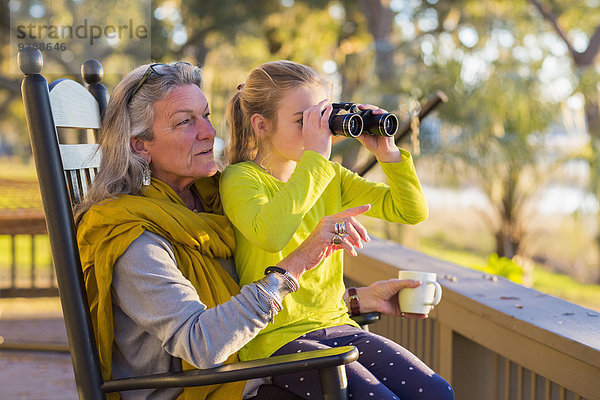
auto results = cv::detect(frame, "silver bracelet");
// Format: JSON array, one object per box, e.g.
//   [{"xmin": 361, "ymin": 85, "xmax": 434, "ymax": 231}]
[
  {"xmin": 255, "ymin": 279, "xmax": 282, "ymax": 323},
  {"xmin": 262, "ymin": 272, "xmax": 298, "ymax": 300},
  {"xmin": 280, "ymin": 271, "xmax": 299, "ymax": 292},
  {"xmin": 264, "ymin": 266, "xmax": 299, "ymax": 293}
]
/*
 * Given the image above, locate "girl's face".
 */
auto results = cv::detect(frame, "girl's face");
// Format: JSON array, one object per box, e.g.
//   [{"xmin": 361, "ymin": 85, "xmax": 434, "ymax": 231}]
[
  {"xmin": 136, "ymin": 84, "xmax": 217, "ymax": 192},
  {"xmin": 266, "ymin": 84, "xmax": 328, "ymax": 163}
]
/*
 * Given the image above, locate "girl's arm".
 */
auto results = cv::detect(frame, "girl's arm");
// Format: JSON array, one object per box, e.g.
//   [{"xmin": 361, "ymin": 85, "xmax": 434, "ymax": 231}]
[
  {"xmin": 336, "ymin": 104, "xmax": 427, "ymax": 224},
  {"xmin": 339, "ymin": 148, "xmax": 428, "ymax": 224},
  {"xmin": 220, "ymin": 151, "xmax": 336, "ymax": 252}
]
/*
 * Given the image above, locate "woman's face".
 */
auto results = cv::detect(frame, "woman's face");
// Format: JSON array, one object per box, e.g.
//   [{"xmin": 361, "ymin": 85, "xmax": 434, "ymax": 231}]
[
  {"xmin": 266, "ymin": 84, "xmax": 328, "ymax": 163},
  {"xmin": 136, "ymin": 84, "xmax": 217, "ymax": 192}
]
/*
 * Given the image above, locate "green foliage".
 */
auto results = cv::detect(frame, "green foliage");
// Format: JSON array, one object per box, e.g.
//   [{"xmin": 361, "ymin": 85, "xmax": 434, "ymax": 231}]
[{"xmin": 480, "ymin": 253, "xmax": 524, "ymax": 283}]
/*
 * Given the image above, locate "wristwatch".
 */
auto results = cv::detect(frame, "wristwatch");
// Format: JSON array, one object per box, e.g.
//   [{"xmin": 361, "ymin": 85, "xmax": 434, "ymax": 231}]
[{"xmin": 347, "ymin": 287, "xmax": 360, "ymax": 316}]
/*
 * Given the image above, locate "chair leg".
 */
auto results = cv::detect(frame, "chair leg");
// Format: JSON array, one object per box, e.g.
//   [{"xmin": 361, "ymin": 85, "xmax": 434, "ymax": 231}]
[{"xmin": 318, "ymin": 365, "xmax": 348, "ymax": 400}]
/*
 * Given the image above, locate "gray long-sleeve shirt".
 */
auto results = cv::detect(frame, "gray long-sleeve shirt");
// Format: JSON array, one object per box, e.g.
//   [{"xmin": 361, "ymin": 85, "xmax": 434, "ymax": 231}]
[{"xmin": 111, "ymin": 231, "xmax": 286, "ymax": 399}]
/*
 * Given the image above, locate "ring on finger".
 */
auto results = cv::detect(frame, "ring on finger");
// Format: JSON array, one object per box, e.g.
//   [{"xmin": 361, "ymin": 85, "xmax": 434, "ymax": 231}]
[
  {"xmin": 335, "ymin": 221, "xmax": 347, "ymax": 235},
  {"xmin": 331, "ymin": 233, "xmax": 348, "ymax": 246}
]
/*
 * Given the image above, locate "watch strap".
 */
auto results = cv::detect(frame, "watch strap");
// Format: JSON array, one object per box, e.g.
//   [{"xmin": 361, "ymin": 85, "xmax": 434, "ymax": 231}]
[
  {"xmin": 347, "ymin": 287, "xmax": 360, "ymax": 316},
  {"xmin": 265, "ymin": 266, "xmax": 288, "ymax": 275}
]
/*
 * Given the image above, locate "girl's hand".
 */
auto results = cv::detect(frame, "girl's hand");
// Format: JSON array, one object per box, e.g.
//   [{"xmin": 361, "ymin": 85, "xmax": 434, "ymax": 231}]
[
  {"xmin": 354, "ymin": 279, "xmax": 428, "ymax": 319},
  {"xmin": 355, "ymin": 104, "xmax": 402, "ymax": 163},
  {"xmin": 278, "ymin": 204, "xmax": 371, "ymax": 279},
  {"xmin": 302, "ymin": 99, "xmax": 333, "ymax": 160}
]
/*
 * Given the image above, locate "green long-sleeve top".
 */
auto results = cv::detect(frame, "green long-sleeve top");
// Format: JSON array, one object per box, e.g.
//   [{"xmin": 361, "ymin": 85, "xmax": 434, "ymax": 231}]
[{"xmin": 220, "ymin": 149, "xmax": 428, "ymax": 361}]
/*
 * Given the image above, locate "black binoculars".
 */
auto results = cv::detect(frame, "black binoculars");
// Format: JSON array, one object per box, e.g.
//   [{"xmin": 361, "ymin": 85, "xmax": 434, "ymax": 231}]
[{"xmin": 329, "ymin": 102, "xmax": 398, "ymax": 138}]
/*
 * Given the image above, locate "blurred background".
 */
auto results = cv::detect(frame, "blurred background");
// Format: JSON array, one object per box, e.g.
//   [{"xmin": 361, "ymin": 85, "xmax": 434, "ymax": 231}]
[{"xmin": 0, "ymin": 0, "xmax": 599, "ymax": 314}]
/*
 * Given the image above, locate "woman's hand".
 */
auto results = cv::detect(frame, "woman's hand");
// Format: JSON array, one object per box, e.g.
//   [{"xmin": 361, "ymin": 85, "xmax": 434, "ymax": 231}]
[
  {"xmin": 355, "ymin": 104, "xmax": 402, "ymax": 163},
  {"xmin": 278, "ymin": 204, "xmax": 371, "ymax": 279},
  {"xmin": 302, "ymin": 99, "xmax": 333, "ymax": 160},
  {"xmin": 354, "ymin": 279, "xmax": 428, "ymax": 319}
]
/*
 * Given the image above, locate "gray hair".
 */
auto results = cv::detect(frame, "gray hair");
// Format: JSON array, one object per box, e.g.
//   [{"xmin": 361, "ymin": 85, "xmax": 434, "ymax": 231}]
[{"xmin": 75, "ymin": 62, "xmax": 203, "ymax": 223}]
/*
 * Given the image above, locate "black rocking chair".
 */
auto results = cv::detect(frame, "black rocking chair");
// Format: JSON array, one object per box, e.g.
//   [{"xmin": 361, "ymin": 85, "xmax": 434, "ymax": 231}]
[{"xmin": 18, "ymin": 46, "xmax": 358, "ymax": 400}]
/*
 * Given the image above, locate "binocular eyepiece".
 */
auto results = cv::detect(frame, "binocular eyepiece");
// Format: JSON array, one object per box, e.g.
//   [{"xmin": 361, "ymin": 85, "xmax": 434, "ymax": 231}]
[{"xmin": 329, "ymin": 102, "xmax": 398, "ymax": 138}]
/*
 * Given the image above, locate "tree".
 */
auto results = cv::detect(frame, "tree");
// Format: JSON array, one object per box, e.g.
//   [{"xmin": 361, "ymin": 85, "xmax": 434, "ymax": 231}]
[
  {"xmin": 371, "ymin": 0, "xmax": 564, "ymax": 259},
  {"xmin": 0, "ymin": 0, "xmax": 164, "ymax": 155},
  {"xmin": 529, "ymin": 0, "xmax": 600, "ymax": 276}
]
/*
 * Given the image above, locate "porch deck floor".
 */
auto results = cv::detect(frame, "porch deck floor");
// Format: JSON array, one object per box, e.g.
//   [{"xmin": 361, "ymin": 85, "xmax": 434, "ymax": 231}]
[{"xmin": 0, "ymin": 299, "xmax": 77, "ymax": 400}]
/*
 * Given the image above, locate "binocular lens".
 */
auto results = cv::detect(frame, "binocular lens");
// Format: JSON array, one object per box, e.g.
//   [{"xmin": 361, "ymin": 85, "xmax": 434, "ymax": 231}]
[
  {"xmin": 347, "ymin": 115, "xmax": 361, "ymax": 136},
  {"xmin": 380, "ymin": 113, "xmax": 398, "ymax": 137},
  {"xmin": 329, "ymin": 113, "xmax": 363, "ymax": 138},
  {"xmin": 361, "ymin": 110, "xmax": 398, "ymax": 137}
]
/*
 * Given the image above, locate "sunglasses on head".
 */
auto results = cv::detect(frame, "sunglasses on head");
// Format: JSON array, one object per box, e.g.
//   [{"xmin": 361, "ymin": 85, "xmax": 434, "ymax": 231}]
[{"xmin": 128, "ymin": 62, "xmax": 192, "ymax": 104}]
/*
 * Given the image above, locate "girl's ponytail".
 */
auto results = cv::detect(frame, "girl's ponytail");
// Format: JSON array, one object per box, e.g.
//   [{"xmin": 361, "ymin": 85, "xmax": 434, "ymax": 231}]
[
  {"xmin": 226, "ymin": 61, "xmax": 327, "ymax": 164},
  {"xmin": 227, "ymin": 90, "xmax": 259, "ymax": 164}
]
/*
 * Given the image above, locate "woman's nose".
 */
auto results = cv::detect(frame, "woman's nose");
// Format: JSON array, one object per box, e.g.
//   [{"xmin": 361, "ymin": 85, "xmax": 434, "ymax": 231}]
[{"xmin": 197, "ymin": 118, "xmax": 216, "ymax": 140}]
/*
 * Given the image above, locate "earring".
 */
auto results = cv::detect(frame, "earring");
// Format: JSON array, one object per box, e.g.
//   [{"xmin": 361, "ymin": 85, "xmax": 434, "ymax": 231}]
[{"xmin": 142, "ymin": 161, "xmax": 151, "ymax": 186}]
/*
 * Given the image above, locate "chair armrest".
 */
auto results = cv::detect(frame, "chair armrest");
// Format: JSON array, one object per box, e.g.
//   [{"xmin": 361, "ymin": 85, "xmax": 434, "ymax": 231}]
[
  {"xmin": 102, "ymin": 345, "xmax": 358, "ymax": 393},
  {"xmin": 350, "ymin": 312, "xmax": 381, "ymax": 327}
]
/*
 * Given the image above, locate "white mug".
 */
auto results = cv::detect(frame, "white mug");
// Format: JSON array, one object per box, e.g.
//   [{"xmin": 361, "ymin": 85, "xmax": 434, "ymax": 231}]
[{"xmin": 397, "ymin": 270, "xmax": 442, "ymax": 314}]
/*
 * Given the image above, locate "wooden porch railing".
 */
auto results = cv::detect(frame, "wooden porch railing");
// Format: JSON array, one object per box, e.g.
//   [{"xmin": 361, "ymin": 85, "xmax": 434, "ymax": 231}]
[
  {"xmin": 344, "ymin": 238, "xmax": 600, "ymax": 400},
  {"xmin": 0, "ymin": 211, "xmax": 57, "ymax": 297}
]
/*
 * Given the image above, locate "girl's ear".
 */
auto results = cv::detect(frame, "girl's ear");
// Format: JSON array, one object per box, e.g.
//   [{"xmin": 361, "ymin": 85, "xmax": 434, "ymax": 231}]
[
  {"xmin": 130, "ymin": 136, "xmax": 151, "ymax": 163},
  {"xmin": 250, "ymin": 113, "xmax": 271, "ymax": 139}
]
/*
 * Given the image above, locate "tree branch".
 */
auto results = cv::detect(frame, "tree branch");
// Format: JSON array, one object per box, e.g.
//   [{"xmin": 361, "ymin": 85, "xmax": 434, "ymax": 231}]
[
  {"xmin": 580, "ymin": 25, "xmax": 600, "ymax": 66},
  {"xmin": 528, "ymin": 0, "xmax": 578, "ymax": 59},
  {"xmin": 529, "ymin": 0, "xmax": 600, "ymax": 67}
]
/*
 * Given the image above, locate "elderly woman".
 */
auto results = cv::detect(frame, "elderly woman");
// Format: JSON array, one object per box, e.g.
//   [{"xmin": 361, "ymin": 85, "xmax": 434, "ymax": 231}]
[{"xmin": 75, "ymin": 62, "xmax": 423, "ymax": 400}]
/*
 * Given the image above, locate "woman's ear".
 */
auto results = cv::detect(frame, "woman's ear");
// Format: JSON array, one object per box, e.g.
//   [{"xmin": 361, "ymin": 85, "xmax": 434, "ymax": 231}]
[
  {"xmin": 130, "ymin": 136, "xmax": 151, "ymax": 163},
  {"xmin": 250, "ymin": 113, "xmax": 271, "ymax": 139}
]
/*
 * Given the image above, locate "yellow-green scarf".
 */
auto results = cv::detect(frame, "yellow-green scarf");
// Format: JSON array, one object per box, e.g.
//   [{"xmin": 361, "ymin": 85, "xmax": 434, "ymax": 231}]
[{"xmin": 77, "ymin": 176, "xmax": 245, "ymax": 400}]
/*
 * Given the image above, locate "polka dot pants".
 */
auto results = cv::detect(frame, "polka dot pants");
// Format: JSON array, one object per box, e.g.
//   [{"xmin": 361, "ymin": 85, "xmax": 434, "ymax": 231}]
[{"xmin": 270, "ymin": 325, "xmax": 454, "ymax": 400}]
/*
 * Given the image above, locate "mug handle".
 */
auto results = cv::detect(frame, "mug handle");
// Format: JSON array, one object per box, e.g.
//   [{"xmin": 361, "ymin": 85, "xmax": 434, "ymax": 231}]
[{"xmin": 425, "ymin": 281, "xmax": 442, "ymax": 306}]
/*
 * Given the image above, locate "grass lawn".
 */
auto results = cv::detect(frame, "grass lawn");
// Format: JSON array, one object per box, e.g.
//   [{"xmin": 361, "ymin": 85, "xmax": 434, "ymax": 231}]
[
  {"xmin": 0, "ymin": 158, "xmax": 42, "ymax": 211},
  {"xmin": 0, "ymin": 158, "xmax": 38, "ymax": 181}
]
